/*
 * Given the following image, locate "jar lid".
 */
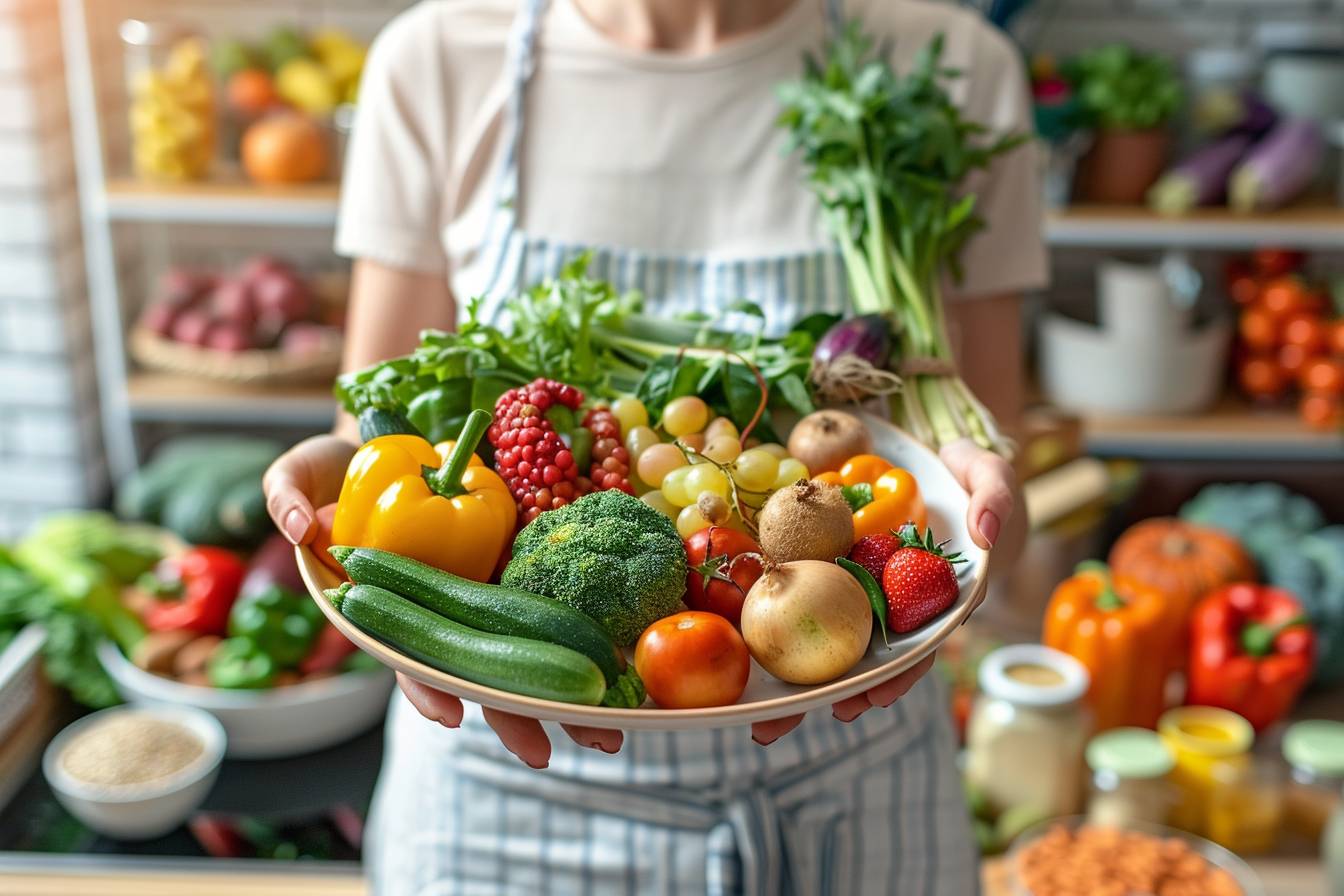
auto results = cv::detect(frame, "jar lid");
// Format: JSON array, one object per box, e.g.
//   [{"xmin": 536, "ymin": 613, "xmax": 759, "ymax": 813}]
[
  {"xmin": 1283, "ymin": 720, "xmax": 1344, "ymax": 777},
  {"xmin": 977, "ymin": 644, "xmax": 1089, "ymax": 708},
  {"xmin": 1158, "ymin": 706, "xmax": 1254, "ymax": 758},
  {"xmin": 1087, "ymin": 728, "xmax": 1175, "ymax": 779}
]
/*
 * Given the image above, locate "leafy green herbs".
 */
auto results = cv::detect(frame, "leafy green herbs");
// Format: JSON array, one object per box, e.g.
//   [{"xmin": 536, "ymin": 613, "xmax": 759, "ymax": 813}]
[
  {"xmin": 335, "ymin": 256, "xmax": 821, "ymax": 441},
  {"xmin": 1064, "ymin": 44, "xmax": 1182, "ymax": 131},
  {"xmin": 777, "ymin": 22, "xmax": 1022, "ymax": 452}
]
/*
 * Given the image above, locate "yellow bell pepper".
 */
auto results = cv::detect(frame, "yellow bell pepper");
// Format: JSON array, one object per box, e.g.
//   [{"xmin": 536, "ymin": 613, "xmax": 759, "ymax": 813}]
[
  {"xmin": 837, "ymin": 454, "xmax": 928, "ymax": 539},
  {"xmin": 331, "ymin": 409, "xmax": 515, "ymax": 582}
]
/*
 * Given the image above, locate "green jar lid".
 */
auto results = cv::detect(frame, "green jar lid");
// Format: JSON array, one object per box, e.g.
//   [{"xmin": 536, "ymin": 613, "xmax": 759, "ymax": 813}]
[
  {"xmin": 1086, "ymin": 727, "xmax": 1175, "ymax": 780},
  {"xmin": 1283, "ymin": 720, "xmax": 1344, "ymax": 777}
]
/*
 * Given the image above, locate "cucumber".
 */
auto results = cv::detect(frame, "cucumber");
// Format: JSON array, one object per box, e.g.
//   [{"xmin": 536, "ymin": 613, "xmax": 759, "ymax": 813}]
[
  {"xmin": 329, "ymin": 545, "xmax": 624, "ymax": 686},
  {"xmin": 118, "ymin": 438, "xmax": 280, "ymax": 524},
  {"xmin": 217, "ymin": 472, "xmax": 270, "ymax": 543},
  {"xmin": 329, "ymin": 583, "xmax": 607, "ymax": 706},
  {"xmin": 357, "ymin": 407, "xmax": 421, "ymax": 442}
]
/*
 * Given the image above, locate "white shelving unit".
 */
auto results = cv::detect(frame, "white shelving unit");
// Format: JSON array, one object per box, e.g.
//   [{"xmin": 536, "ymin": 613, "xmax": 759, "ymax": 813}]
[{"xmin": 59, "ymin": 0, "xmax": 1344, "ymax": 478}]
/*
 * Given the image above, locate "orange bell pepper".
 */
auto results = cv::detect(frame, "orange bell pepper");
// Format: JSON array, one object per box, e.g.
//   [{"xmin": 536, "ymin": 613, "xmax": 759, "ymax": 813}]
[
  {"xmin": 1043, "ymin": 561, "xmax": 1179, "ymax": 731},
  {"xmin": 331, "ymin": 409, "xmax": 515, "ymax": 583},
  {"xmin": 838, "ymin": 454, "xmax": 927, "ymax": 539}
]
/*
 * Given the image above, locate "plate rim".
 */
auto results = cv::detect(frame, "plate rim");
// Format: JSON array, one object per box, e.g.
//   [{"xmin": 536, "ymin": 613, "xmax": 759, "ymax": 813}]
[{"xmin": 297, "ymin": 414, "xmax": 989, "ymax": 730}]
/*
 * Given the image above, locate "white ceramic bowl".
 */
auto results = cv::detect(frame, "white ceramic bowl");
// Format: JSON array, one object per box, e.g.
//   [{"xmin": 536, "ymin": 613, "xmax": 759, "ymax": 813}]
[
  {"xmin": 97, "ymin": 641, "xmax": 394, "ymax": 759},
  {"xmin": 43, "ymin": 705, "xmax": 225, "ymax": 840}
]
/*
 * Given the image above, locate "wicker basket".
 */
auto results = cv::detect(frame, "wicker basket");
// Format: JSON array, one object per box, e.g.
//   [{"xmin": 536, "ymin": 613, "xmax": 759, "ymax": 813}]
[{"xmin": 130, "ymin": 327, "xmax": 342, "ymax": 385}]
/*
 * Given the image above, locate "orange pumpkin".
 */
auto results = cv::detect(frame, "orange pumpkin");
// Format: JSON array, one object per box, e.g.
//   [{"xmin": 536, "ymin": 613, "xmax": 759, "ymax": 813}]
[{"xmin": 1108, "ymin": 518, "xmax": 1256, "ymax": 618}]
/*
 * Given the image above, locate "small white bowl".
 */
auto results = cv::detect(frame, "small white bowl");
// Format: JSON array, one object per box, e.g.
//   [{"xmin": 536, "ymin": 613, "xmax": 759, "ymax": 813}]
[
  {"xmin": 97, "ymin": 640, "xmax": 394, "ymax": 759},
  {"xmin": 43, "ymin": 705, "xmax": 226, "ymax": 840}
]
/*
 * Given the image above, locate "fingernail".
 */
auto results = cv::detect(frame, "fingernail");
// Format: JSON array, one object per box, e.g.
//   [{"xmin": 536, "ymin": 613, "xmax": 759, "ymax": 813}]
[
  {"xmin": 977, "ymin": 510, "xmax": 1000, "ymax": 547},
  {"xmin": 283, "ymin": 508, "xmax": 310, "ymax": 544}
]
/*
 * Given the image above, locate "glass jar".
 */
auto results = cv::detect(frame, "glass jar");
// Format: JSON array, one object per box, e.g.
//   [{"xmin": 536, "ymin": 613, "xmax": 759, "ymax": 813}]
[
  {"xmin": 1282, "ymin": 720, "xmax": 1344, "ymax": 843},
  {"xmin": 120, "ymin": 19, "xmax": 215, "ymax": 181},
  {"xmin": 965, "ymin": 645, "xmax": 1091, "ymax": 818},
  {"xmin": 1325, "ymin": 788, "xmax": 1344, "ymax": 895},
  {"xmin": 1158, "ymin": 706, "xmax": 1254, "ymax": 838},
  {"xmin": 1086, "ymin": 727, "xmax": 1175, "ymax": 828},
  {"xmin": 1208, "ymin": 756, "xmax": 1284, "ymax": 855}
]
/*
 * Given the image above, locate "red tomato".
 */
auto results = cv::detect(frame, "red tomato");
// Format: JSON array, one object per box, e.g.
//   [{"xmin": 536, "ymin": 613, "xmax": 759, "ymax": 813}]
[
  {"xmin": 1238, "ymin": 308, "xmax": 1279, "ymax": 351},
  {"xmin": 1260, "ymin": 277, "xmax": 1314, "ymax": 319},
  {"xmin": 1329, "ymin": 320, "xmax": 1344, "ymax": 356},
  {"xmin": 635, "ymin": 612, "xmax": 750, "ymax": 709},
  {"xmin": 1238, "ymin": 356, "xmax": 1288, "ymax": 400},
  {"xmin": 1251, "ymin": 248, "xmax": 1305, "ymax": 279},
  {"xmin": 1300, "ymin": 358, "xmax": 1344, "ymax": 396},
  {"xmin": 683, "ymin": 527, "xmax": 765, "ymax": 626},
  {"xmin": 1301, "ymin": 393, "xmax": 1344, "ymax": 431},
  {"xmin": 1227, "ymin": 273, "xmax": 1262, "ymax": 308},
  {"xmin": 1281, "ymin": 312, "xmax": 1329, "ymax": 354},
  {"xmin": 1277, "ymin": 343, "xmax": 1315, "ymax": 380}
]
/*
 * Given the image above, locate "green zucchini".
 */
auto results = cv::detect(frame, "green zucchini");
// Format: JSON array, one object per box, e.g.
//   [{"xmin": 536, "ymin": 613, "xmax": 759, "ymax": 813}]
[
  {"xmin": 357, "ymin": 407, "xmax": 421, "ymax": 442},
  {"xmin": 328, "ymin": 583, "xmax": 607, "ymax": 706},
  {"xmin": 329, "ymin": 545, "xmax": 625, "ymax": 685},
  {"xmin": 217, "ymin": 473, "xmax": 270, "ymax": 543}
]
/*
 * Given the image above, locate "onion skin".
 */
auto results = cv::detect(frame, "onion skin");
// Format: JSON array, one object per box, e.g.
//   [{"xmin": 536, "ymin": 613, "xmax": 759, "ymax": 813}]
[
  {"xmin": 740, "ymin": 560, "xmax": 872, "ymax": 684},
  {"xmin": 786, "ymin": 409, "xmax": 873, "ymax": 475},
  {"xmin": 814, "ymin": 315, "xmax": 892, "ymax": 368}
]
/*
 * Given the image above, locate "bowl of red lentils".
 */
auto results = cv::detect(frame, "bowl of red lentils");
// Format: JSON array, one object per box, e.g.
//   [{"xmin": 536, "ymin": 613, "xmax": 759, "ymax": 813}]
[
  {"xmin": 42, "ymin": 705, "xmax": 226, "ymax": 840},
  {"xmin": 1010, "ymin": 816, "xmax": 1263, "ymax": 896}
]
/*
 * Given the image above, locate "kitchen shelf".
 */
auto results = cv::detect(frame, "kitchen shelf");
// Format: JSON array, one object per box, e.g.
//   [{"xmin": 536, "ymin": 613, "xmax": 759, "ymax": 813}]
[
  {"xmin": 1045, "ymin": 201, "xmax": 1344, "ymax": 250},
  {"xmin": 126, "ymin": 372, "xmax": 337, "ymax": 426},
  {"xmin": 103, "ymin": 178, "xmax": 340, "ymax": 227},
  {"xmin": 1080, "ymin": 399, "xmax": 1343, "ymax": 461}
]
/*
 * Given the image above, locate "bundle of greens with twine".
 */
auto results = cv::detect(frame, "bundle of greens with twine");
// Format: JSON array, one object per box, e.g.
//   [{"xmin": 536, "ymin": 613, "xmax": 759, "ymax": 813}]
[{"xmin": 777, "ymin": 22, "xmax": 1024, "ymax": 454}]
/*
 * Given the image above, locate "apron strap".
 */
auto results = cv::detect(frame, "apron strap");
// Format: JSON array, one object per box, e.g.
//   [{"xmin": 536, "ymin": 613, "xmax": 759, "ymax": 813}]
[{"xmin": 495, "ymin": 0, "xmax": 550, "ymax": 214}]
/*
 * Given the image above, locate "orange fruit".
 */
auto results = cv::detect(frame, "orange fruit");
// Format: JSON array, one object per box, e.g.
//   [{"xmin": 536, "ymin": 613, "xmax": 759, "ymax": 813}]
[
  {"xmin": 227, "ymin": 68, "xmax": 279, "ymax": 118},
  {"xmin": 241, "ymin": 113, "xmax": 329, "ymax": 184}
]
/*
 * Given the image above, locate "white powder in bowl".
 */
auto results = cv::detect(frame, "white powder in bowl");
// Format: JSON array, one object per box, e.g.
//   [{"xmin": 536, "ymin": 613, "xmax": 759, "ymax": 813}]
[{"xmin": 61, "ymin": 714, "xmax": 204, "ymax": 789}]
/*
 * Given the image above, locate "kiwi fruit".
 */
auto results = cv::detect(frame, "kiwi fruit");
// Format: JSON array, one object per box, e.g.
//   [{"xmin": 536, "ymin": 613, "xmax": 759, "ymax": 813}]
[{"xmin": 757, "ymin": 479, "xmax": 855, "ymax": 563}]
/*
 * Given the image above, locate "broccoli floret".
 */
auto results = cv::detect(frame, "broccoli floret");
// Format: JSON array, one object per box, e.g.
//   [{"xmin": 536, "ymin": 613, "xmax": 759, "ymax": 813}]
[{"xmin": 501, "ymin": 490, "xmax": 687, "ymax": 645}]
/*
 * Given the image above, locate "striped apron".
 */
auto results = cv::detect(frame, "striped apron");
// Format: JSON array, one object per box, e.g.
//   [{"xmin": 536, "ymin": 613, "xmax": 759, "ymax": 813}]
[{"xmin": 366, "ymin": 2, "xmax": 978, "ymax": 893}]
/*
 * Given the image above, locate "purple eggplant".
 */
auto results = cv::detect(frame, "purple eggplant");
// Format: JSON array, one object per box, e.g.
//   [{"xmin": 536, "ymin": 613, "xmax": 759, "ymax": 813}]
[
  {"xmin": 814, "ymin": 314, "xmax": 892, "ymax": 368},
  {"xmin": 1148, "ymin": 132, "xmax": 1255, "ymax": 215},
  {"xmin": 1229, "ymin": 119, "xmax": 1325, "ymax": 212}
]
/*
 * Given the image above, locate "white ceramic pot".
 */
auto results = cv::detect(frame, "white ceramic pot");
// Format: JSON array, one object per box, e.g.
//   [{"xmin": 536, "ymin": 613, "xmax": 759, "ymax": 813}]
[
  {"xmin": 97, "ymin": 641, "xmax": 394, "ymax": 759},
  {"xmin": 43, "ymin": 705, "xmax": 226, "ymax": 840},
  {"xmin": 1038, "ymin": 313, "xmax": 1231, "ymax": 416},
  {"xmin": 1097, "ymin": 260, "xmax": 1194, "ymax": 346}
]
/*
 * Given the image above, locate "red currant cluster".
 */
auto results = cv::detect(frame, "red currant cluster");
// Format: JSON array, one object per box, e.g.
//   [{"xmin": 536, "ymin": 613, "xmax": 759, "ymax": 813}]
[
  {"xmin": 581, "ymin": 407, "xmax": 634, "ymax": 494},
  {"xmin": 488, "ymin": 379, "xmax": 582, "ymax": 524}
]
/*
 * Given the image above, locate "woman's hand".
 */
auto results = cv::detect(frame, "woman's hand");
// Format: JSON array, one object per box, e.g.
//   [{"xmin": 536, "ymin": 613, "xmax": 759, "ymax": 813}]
[
  {"xmin": 396, "ymin": 674, "xmax": 623, "ymax": 769},
  {"xmin": 753, "ymin": 438, "xmax": 1018, "ymax": 745}
]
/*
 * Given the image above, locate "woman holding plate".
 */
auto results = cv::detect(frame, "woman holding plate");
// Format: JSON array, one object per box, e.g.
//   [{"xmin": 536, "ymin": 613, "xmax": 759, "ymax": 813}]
[{"xmin": 264, "ymin": 0, "xmax": 1044, "ymax": 892}]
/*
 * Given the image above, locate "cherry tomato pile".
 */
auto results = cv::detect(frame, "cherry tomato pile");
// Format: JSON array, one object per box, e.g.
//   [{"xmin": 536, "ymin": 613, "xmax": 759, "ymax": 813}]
[{"xmin": 1228, "ymin": 249, "xmax": 1344, "ymax": 431}]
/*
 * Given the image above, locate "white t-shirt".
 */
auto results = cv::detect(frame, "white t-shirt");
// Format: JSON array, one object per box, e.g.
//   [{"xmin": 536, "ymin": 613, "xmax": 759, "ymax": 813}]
[{"xmin": 336, "ymin": 0, "xmax": 1047, "ymax": 307}]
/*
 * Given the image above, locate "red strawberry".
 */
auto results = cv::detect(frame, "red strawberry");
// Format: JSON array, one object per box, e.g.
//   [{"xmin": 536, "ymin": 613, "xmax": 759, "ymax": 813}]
[
  {"xmin": 847, "ymin": 533, "xmax": 902, "ymax": 584},
  {"xmin": 881, "ymin": 524, "xmax": 965, "ymax": 633}
]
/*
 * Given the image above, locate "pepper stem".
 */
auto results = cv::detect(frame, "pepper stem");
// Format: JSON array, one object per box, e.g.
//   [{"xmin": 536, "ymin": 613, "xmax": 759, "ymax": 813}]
[
  {"xmin": 1241, "ymin": 614, "xmax": 1309, "ymax": 658},
  {"xmin": 1076, "ymin": 560, "xmax": 1126, "ymax": 612},
  {"xmin": 423, "ymin": 408, "xmax": 491, "ymax": 498}
]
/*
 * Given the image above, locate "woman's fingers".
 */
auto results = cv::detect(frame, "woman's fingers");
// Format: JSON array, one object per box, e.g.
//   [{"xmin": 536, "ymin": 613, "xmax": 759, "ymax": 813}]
[
  {"xmin": 561, "ymin": 724, "xmax": 624, "ymax": 754},
  {"xmin": 833, "ymin": 653, "xmax": 938, "ymax": 723},
  {"xmin": 262, "ymin": 435, "xmax": 357, "ymax": 545},
  {"xmin": 752, "ymin": 714, "xmax": 805, "ymax": 745},
  {"xmin": 939, "ymin": 439, "xmax": 1015, "ymax": 551},
  {"xmin": 397, "ymin": 673, "xmax": 464, "ymax": 728},
  {"xmin": 482, "ymin": 707, "xmax": 551, "ymax": 770}
]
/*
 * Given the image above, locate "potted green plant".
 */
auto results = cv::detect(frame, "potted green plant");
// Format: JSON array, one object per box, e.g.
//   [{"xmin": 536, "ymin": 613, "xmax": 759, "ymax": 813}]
[{"xmin": 1066, "ymin": 45, "xmax": 1183, "ymax": 203}]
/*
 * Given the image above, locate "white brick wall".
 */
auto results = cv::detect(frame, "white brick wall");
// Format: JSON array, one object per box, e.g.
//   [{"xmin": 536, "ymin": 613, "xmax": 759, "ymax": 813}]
[{"xmin": 0, "ymin": 0, "xmax": 106, "ymax": 535}]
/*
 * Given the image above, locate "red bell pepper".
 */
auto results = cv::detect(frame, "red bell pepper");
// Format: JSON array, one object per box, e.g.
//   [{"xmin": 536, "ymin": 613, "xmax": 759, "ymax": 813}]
[
  {"xmin": 144, "ymin": 547, "xmax": 246, "ymax": 636},
  {"xmin": 298, "ymin": 623, "xmax": 358, "ymax": 675},
  {"xmin": 1186, "ymin": 583, "xmax": 1315, "ymax": 731}
]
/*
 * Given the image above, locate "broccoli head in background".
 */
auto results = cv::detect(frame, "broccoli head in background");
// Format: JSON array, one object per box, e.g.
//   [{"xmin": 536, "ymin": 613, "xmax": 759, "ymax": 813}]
[{"xmin": 501, "ymin": 490, "xmax": 687, "ymax": 645}]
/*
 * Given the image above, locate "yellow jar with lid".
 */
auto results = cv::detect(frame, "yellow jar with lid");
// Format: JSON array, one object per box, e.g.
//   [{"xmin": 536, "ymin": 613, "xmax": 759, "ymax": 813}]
[
  {"xmin": 1085, "ymin": 727, "xmax": 1175, "ymax": 828},
  {"xmin": 1207, "ymin": 756, "xmax": 1284, "ymax": 854},
  {"xmin": 1157, "ymin": 706, "xmax": 1254, "ymax": 837},
  {"xmin": 1282, "ymin": 720, "xmax": 1344, "ymax": 844}
]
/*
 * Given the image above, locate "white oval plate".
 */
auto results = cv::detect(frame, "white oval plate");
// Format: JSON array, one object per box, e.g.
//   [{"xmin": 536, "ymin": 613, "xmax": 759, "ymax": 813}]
[{"xmin": 297, "ymin": 412, "xmax": 988, "ymax": 730}]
